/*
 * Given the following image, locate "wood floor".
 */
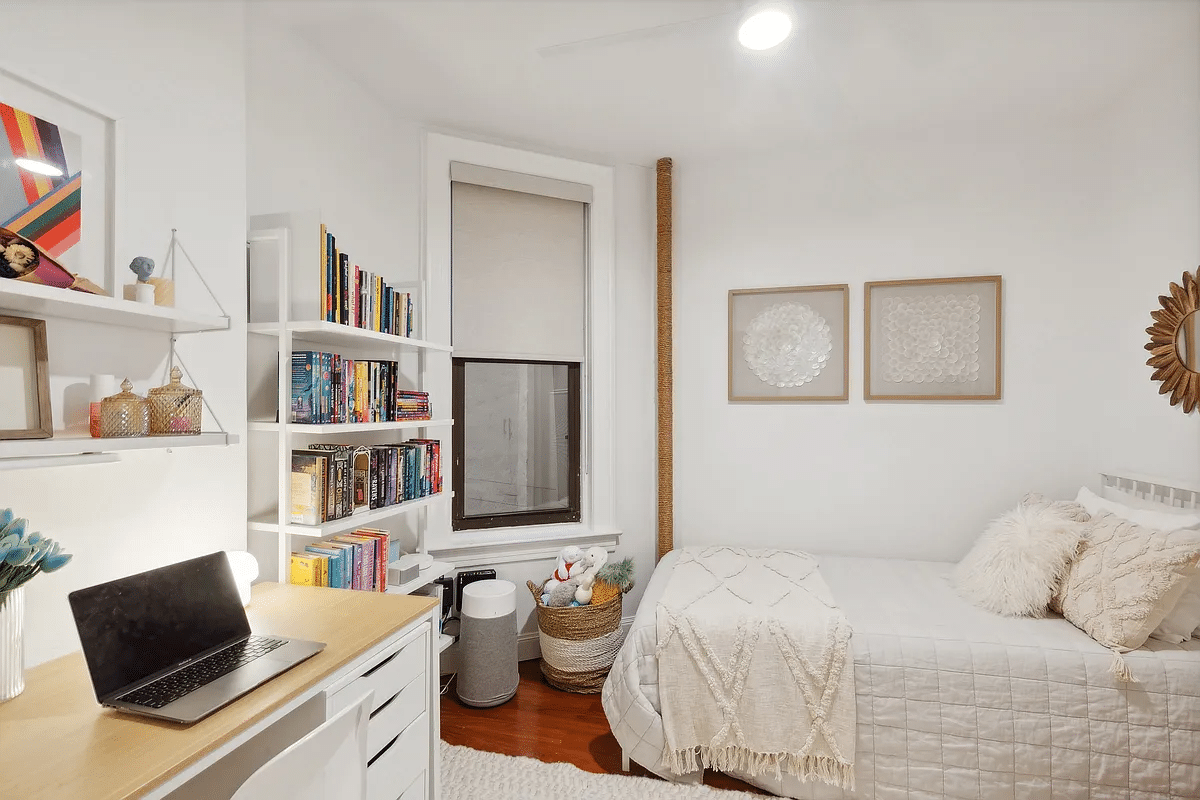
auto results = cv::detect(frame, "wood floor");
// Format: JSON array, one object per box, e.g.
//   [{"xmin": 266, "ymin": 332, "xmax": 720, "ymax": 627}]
[{"xmin": 440, "ymin": 659, "xmax": 768, "ymax": 795}]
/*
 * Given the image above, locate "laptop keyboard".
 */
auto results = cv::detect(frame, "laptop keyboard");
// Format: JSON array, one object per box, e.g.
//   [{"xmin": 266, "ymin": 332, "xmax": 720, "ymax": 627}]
[{"xmin": 116, "ymin": 636, "xmax": 287, "ymax": 709}]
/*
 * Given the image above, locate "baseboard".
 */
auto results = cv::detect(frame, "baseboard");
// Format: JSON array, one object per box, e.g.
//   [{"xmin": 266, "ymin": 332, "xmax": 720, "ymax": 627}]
[{"xmin": 441, "ymin": 614, "xmax": 635, "ymax": 675}]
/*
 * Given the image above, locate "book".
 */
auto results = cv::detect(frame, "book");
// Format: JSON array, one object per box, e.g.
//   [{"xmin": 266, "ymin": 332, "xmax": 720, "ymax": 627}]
[
  {"xmin": 289, "ymin": 553, "xmax": 320, "ymax": 587},
  {"xmin": 305, "ymin": 544, "xmax": 346, "ymax": 589},
  {"xmin": 319, "ymin": 223, "xmax": 328, "ymax": 322},
  {"xmin": 290, "ymin": 452, "xmax": 323, "ymax": 525}
]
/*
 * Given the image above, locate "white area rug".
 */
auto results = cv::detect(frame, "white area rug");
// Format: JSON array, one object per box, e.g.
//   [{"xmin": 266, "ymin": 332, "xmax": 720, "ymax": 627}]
[{"xmin": 441, "ymin": 743, "xmax": 764, "ymax": 799}]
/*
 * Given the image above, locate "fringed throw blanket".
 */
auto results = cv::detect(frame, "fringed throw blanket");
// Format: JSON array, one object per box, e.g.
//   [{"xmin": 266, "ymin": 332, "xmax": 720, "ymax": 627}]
[{"xmin": 656, "ymin": 547, "xmax": 855, "ymax": 790}]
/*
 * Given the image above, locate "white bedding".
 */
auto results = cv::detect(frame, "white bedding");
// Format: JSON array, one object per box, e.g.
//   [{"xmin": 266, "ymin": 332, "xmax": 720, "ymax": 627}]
[{"xmin": 602, "ymin": 552, "xmax": 1200, "ymax": 800}]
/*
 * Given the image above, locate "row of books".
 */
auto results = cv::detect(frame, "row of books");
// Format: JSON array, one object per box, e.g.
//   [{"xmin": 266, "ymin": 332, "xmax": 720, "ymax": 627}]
[
  {"xmin": 320, "ymin": 223, "xmax": 415, "ymax": 337},
  {"xmin": 291, "ymin": 350, "xmax": 431, "ymax": 424},
  {"xmin": 289, "ymin": 528, "xmax": 389, "ymax": 591},
  {"xmin": 290, "ymin": 440, "xmax": 442, "ymax": 525}
]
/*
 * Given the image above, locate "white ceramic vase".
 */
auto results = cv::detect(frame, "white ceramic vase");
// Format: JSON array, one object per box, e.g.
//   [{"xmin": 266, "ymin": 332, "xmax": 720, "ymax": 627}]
[{"xmin": 0, "ymin": 587, "xmax": 24, "ymax": 701}]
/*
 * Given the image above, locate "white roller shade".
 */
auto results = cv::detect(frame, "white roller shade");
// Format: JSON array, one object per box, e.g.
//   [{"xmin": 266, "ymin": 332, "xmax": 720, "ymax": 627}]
[{"xmin": 451, "ymin": 181, "xmax": 586, "ymax": 360}]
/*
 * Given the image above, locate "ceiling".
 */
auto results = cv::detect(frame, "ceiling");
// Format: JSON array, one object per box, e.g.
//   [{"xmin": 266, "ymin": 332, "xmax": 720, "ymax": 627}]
[{"xmin": 262, "ymin": 0, "xmax": 1197, "ymax": 164}]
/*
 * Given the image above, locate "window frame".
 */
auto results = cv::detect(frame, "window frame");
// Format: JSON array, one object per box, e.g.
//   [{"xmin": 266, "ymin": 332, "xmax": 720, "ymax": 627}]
[
  {"xmin": 422, "ymin": 133, "xmax": 617, "ymax": 554},
  {"xmin": 451, "ymin": 356, "xmax": 582, "ymax": 530}
]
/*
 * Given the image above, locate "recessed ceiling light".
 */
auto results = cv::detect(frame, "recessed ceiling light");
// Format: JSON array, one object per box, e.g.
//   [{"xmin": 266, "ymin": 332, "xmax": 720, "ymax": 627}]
[
  {"xmin": 15, "ymin": 157, "xmax": 63, "ymax": 177},
  {"xmin": 738, "ymin": 3, "xmax": 794, "ymax": 51}
]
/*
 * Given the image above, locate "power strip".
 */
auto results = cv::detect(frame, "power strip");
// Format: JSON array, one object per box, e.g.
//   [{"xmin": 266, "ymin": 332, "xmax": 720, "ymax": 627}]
[{"xmin": 455, "ymin": 568, "xmax": 497, "ymax": 611}]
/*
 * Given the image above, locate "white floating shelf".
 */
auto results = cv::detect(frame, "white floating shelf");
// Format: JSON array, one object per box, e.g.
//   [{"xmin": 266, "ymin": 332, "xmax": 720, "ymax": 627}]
[
  {"xmin": 438, "ymin": 633, "xmax": 456, "ymax": 653},
  {"xmin": 248, "ymin": 492, "xmax": 445, "ymax": 537},
  {"xmin": 0, "ymin": 279, "xmax": 229, "ymax": 333},
  {"xmin": 248, "ymin": 419, "xmax": 452, "ymax": 434},
  {"xmin": 385, "ymin": 560, "xmax": 454, "ymax": 596},
  {"xmin": 0, "ymin": 431, "xmax": 233, "ymax": 461},
  {"xmin": 247, "ymin": 321, "xmax": 451, "ymax": 351}
]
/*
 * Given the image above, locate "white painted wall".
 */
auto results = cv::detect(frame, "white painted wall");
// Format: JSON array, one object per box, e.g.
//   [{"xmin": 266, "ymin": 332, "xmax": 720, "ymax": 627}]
[
  {"xmin": 1096, "ymin": 39, "xmax": 1200, "ymax": 481},
  {"xmin": 1, "ymin": 2, "xmax": 248, "ymax": 667},
  {"xmin": 673, "ymin": 40, "xmax": 1199, "ymax": 561}
]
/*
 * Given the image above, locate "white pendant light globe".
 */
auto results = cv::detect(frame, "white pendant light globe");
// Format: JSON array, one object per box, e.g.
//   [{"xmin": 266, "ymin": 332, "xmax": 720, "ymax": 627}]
[{"xmin": 738, "ymin": 3, "xmax": 794, "ymax": 51}]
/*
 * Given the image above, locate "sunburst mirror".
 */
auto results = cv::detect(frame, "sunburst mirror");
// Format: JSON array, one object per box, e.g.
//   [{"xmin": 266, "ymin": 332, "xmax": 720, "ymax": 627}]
[{"xmin": 1146, "ymin": 268, "xmax": 1200, "ymax": 413}]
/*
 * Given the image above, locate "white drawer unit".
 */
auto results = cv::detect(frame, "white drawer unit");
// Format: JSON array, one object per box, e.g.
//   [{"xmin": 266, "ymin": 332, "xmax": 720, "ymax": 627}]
[
  {"xmin": 367, "ymin": 713, "xmax": 429, "ymax": 800},
  {"xmin": 398, "ymin": 771, "xmax": 426, "ymax": 800},
  {"xmin": 324, "ymin": 616, "xmax": 437, "ymax": 800}
]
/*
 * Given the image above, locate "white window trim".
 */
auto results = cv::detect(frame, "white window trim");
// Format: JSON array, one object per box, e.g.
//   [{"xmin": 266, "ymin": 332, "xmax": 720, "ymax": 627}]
[{"xmin": 422, "ymin": 132, "xmax": 617, "ymax": 555}]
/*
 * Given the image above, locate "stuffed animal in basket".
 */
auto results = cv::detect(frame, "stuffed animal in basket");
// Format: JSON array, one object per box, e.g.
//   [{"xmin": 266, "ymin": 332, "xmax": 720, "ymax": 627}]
[
  {"xmin": 546, "ymin": 575, "xmax": 584, "ymax": 607},
  {"xmin": 542, "ymin": 545, "xmax": 585, "ymax": 597}
]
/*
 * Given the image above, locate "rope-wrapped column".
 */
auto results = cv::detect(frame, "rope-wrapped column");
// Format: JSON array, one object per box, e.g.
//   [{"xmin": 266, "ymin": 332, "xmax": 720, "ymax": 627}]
[{"xmin": 656, "ymin": 157, "xmax": 673, "ymax": 562}]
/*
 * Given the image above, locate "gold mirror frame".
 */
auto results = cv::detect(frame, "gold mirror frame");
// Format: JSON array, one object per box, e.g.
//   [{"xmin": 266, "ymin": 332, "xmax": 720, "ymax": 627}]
[{"xmin": 1145, "ymin": 268, "xmax": 1200, "ymax": 413}]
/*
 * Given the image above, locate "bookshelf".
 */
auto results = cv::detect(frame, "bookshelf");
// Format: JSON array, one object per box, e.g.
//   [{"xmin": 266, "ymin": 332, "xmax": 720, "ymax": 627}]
[{"xmin": 247, "ymin": 211, "xmax": 453, "ymax": 593}]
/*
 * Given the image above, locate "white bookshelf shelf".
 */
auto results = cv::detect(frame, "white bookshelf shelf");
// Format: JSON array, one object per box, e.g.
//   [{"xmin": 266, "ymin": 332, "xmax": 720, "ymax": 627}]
[
  {"xmin": 437, "ymin": 633, "xmax": 456, "ymax": 653},
  {"xmin": 249, "ymin": 419, "xmax": 452, "ymax": 434},
  {"xmin": 247, "ymin": 321, "xmax": 451, "ymax": 351},
  {"xmin": 385, "ymin": 559, "xmax": 454, "ymax": 596},
  {"xmin": 0, "ymin": 431, "xmax": 233, "ymax": 460},
  {"xmin": 248, "ymin": 492, "xmax": 446, "ymax": 537},
  {"xmin": 0, "ymin": 279, "xmax": 229, "ymax": 333}
]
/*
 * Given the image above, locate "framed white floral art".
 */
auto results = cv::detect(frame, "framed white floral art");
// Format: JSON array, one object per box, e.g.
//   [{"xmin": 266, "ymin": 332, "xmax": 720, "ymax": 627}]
[
  {"xmin": 864, "ymin": 275, "xmax": 1002, "ymax": 401},
  {"xmin": 728, "ymin": 284, "xmax": 849, "ymax": 402}
]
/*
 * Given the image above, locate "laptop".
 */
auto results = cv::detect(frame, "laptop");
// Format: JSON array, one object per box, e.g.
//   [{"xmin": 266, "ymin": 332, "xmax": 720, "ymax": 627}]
[{"xmin": 68, "ymin": 551, "xmax": 325, "ymax": 724}]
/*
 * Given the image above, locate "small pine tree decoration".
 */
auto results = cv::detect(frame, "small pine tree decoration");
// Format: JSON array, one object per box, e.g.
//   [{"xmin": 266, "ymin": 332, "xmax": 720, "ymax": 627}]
[{"xmin": 597, "ymin": 557, "xmax": 634, "ymax": 594}]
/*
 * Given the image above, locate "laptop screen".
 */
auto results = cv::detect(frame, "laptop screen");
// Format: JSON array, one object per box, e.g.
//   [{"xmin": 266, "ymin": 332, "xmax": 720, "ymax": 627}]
[{"xmin": 69, "ymin": 552, "xmax": 251, "ymax": 701}]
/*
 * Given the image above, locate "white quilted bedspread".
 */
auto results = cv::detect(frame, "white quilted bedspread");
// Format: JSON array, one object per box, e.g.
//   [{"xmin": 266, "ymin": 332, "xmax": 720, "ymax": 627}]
[{"xmin": 602, "ymin": 553, "xmax": 1200, "ymax": 800}]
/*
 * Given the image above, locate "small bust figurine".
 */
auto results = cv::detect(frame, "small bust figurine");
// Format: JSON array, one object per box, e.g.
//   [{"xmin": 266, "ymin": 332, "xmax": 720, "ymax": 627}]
[{"xmin": 129, "ymin": 256, "xmax": 155, "ymax": 282}]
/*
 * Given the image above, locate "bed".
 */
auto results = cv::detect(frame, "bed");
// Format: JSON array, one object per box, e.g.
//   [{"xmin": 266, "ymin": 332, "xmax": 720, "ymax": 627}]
[{"xmin": 602, "ymin": 478, "xmax": 1200, "ymax": 800}]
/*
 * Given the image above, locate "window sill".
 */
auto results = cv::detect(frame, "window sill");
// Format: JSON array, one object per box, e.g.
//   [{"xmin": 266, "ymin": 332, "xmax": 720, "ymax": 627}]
[{"xmin": 429, "ymin": 524, "xmax": 622, "ymax": 567}]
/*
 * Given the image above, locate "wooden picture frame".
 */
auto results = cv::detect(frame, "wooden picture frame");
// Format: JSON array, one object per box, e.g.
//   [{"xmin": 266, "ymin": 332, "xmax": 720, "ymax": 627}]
[
  {"xmin": 728, "ymin": 284, "xmax": 849, "ymax": 402},
  {"xmin": 864, "ymin": 275, "xmax": 1002, "ymax": 401},
  {"xmin": 0, "ymin": 315, "xmax": 51, "ymax": 438}
]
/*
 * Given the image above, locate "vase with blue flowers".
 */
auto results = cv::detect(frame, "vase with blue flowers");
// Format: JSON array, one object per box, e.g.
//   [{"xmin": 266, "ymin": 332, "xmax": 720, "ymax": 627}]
[{"xmin": 0, "ymin": 509, "xmax": 72, "ymax": 701}]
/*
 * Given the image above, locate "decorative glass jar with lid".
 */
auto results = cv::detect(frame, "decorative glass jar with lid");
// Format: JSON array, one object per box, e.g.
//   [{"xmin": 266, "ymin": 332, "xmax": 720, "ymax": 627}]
[
  {"xmin": 148, "ymin": 366, "xmax": 202, "ymax": 436},
  {"xmin": 99, "ymin": 378, "xmax": 149, "ymax": 438}
]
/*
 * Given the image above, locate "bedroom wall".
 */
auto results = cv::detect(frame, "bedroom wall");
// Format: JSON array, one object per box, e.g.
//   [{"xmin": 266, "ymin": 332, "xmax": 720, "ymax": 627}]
[
  {"xmin": 245, "ymin": 19, "xmax": 658, "ymax": 631},
  {"xmin": 1096, "ymin": 35, "xmax": 1200, "ymax": 482},
  {"xmin": 2, "ymin": 2, "xmax": 249, "ymax": 666},
  {"xmin": 672, "ymin": 36, "xmax": 1199, "ymax": 561}
]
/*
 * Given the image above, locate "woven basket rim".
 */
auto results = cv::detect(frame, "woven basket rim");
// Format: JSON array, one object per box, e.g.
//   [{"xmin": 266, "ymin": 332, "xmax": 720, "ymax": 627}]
[{"xmin": 526, "ymin": 578, "xmax": 621, "ymax": 612}]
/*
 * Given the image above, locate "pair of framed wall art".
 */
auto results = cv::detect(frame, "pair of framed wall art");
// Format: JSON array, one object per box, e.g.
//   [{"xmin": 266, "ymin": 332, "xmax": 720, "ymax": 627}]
[{"xmin": 728, "ymin": 276, "xmax": 1002, "ymax": 402}]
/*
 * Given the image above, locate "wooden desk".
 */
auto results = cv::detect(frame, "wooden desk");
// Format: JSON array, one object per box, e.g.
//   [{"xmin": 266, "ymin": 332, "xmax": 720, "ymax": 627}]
[{"xmin": 0, "ymin": 583, "xmax": 438, "ymax": 800}]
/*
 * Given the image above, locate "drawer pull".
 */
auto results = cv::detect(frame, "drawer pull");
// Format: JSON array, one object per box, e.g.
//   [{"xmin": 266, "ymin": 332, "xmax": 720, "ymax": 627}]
[
  {"xmin": 362, "ymin": 649, "xmax": 400, "ymax": 677},
  {"xmin": 368, "ymin": 732, "xmax": 401, "ymax": 767},
  {"xmin": 370, "ymin": 690, "xmax": 399, "ymax": 720}
]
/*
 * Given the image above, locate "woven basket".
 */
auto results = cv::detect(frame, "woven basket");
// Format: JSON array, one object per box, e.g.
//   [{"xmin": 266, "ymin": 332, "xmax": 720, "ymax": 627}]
[{"xmin": 527, "ymin": 579, "xmax": 622, "ymax": 693}]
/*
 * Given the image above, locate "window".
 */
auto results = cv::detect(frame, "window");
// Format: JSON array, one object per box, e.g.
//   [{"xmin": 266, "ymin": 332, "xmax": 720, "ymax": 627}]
[
  {"xmin": 452, "ymin": 358, "xmax": 581, "ymax": 529},
  {"xmin": 449, "ymin": 172, "xmax": 588, "ymax": 532},
  {"xmin": 423, "ymin": 134, "xmax": 616, "ymax": 551}
]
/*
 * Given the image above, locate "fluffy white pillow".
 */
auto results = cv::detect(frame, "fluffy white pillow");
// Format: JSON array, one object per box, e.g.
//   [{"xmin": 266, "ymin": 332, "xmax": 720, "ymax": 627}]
[
  {"xmin": 1101, "ymin": 485, "xmax": 1200, "ymax": 515},
  {"xmin": 1075, "ymin": 486, "xmax": 1200, "ymax": 531},
  {"xmin": 953, "ymin": 496, "xmax": 1089, "ymax": 617}
]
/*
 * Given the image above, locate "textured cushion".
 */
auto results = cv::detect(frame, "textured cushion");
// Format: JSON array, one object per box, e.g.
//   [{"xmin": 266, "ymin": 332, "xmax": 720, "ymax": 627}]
[
  {"xmin": 1150, "ymin": 575, "xmax": 1200, "ymax": 644},
  {"xmin": 1076, "ymin": 486, "xmax": 1200, "ymax": 531},
  {"xmin": 1056, "ymin": 511, "xmax": 1200, "ymax": 650},
  {"xmin": 952, "ymin": 494, "xmax": 1090, "ymax": 617}
]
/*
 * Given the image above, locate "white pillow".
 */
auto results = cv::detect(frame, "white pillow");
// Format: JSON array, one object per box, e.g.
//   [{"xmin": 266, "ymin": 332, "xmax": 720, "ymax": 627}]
[
  {"xmin": 1075, "ymin": 486, "xmax": 1200, "ymax": 531},
  {"xmin": 1101, "ymin": 484, "xmax": 1199, "ymax": 516},
  {"xmin": 1149, "ymin": 575, "xmax": 1200, "ymax": 644},
  {"xmin": 953, "ymin": 495, "xmax": 1089, "ymax": 617}
]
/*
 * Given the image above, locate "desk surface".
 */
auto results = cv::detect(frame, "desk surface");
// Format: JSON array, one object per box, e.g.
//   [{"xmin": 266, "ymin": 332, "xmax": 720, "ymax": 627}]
[{"xmin": 0, "ymin": 583, "xmax": 437, "ymax": 800}]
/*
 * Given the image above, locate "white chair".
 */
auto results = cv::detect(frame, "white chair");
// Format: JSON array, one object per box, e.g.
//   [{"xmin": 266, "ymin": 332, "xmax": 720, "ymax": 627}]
[{"xmin": 231, "ymin": 691, "xmax": 374, "ymax": 800}]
